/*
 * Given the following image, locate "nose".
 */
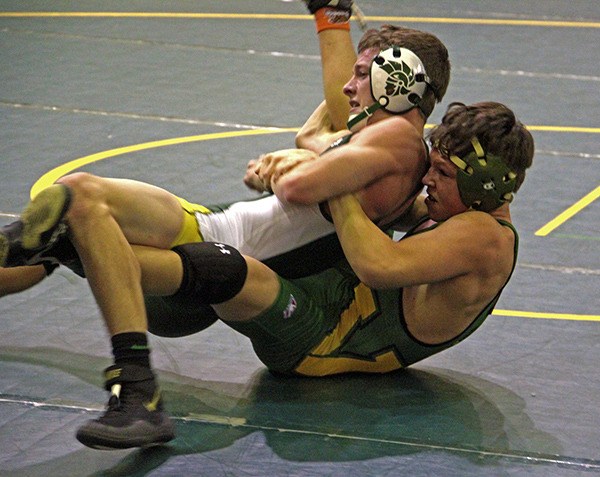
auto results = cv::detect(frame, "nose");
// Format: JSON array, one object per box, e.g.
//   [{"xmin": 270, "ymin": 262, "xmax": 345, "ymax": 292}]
[
  {"xmin": 343, "ymin": 77, "xmax": 356, "ymax": 97},
  {"xmin": 422, "ymin": 167, "xmax": 434, "ymax": 186}
]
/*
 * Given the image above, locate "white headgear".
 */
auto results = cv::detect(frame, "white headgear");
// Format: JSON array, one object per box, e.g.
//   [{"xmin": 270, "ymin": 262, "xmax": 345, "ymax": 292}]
[{"xmin": 347, "ymin": 46, "xmax": 431, "ymax": 130}]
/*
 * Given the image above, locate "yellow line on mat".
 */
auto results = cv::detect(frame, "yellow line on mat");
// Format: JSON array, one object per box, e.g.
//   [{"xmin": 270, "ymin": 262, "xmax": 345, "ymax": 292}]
[
  {"xmin": 535, "ymin": 186, "xmax": 600, "ymax": 236},
  {"xmin": 1, "ymin": 12, "xmax": 599, "ymax": 28},
  {"xmin": 493, "ymin": 309, "xmax": 600, "ymax": 322},
  {"xmin": 365, "ymin": 16, "xmax": 600, "ymax": 28},
  {"xmin": 527, "ymin": 125, "xmax": 600, "ymax": 134}
]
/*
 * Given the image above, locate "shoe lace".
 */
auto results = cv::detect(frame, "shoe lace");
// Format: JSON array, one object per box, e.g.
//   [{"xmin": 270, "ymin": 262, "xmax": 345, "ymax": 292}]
[
  {"xmin": 104, "ymin": 383, "xmax": 153, "ymax": 415},
  {"xmin": 105, "ymin": 384, "xmax": 124, "ymax": 414}
]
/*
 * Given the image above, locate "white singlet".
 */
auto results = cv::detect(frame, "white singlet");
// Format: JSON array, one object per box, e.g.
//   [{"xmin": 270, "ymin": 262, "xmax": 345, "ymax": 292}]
[{"xmin": 195, "ymin": 195, "xmax": 334, "ymax": 261}]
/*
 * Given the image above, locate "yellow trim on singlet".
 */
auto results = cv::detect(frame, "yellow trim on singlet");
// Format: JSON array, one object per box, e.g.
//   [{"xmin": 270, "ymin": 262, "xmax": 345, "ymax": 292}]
[
  {"xmin": 170, "ymin": 197, "xmax": 210, "ymax": 248},
  {"xmin": 295, "ymin": 350, "xmax": 402, "ymax": 377},
  {"xmin": 294, "ymin": 283, "xmax": 403, "ymax": 376}
]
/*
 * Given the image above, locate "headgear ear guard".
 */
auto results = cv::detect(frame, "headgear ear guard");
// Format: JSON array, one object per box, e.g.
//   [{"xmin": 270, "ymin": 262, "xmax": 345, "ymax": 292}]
[
  {"xmin": 449, "ymin": 137, "xmax": 517, "ymax": 212},
  {"xmin": 347, "ymin": 46, "xmax": 432, "ymax": 130}
]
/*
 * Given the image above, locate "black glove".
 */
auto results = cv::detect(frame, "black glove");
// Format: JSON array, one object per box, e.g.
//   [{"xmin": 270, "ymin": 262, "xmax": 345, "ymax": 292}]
[{"xmin": 304, "ymin": 0, "xmax": 354, "ymax": 14}]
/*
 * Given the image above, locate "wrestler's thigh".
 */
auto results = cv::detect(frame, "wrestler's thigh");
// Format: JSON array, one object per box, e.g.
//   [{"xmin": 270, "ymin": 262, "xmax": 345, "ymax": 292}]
[{"xmin": 100, "ymin": 177, "xmax": 184, "ymax": 248}]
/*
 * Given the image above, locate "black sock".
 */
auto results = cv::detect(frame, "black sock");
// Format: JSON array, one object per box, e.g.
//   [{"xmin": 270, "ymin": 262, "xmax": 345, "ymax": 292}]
[{"xmin": 111, "ymin": 332, "xmax": 151, "ymax": 369}]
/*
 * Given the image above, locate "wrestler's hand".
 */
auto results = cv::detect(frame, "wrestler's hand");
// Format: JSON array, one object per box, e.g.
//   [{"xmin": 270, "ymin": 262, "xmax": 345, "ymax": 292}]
[
  {"xmin": 243, "ymin": 159, "xmax": 269, "ymax": 193},
  {"xmin": 255, "ymin": 149, "xmax": 319, "ymax": 192},
  {"xmin": 303, "ymin": 0, "xmax": 353, "ymax": 14}
]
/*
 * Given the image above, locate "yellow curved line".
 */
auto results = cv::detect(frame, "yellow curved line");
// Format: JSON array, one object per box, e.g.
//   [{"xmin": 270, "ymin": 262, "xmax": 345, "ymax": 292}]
[
  {"xmin": 30, "ymin": 128, "xmax": 296, "ymax": 198},
  {"xmin": 1, "ymin": 12, "xmax": 599, "ymax": 28},
  {"xmin": 535, "ymin": 186, "xmax": 600, "ymax": 237},
  {"xmin": 493, "ymin": 309, "xmax": 600, "ymax": 322}
]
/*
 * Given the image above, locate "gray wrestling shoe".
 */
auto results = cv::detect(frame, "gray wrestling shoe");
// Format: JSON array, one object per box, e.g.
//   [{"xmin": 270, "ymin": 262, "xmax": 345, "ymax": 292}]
[
  {"xmin": 76, "ymin": 365, "xmax": 176, "ymax": 450},
  {"xmin": 0, "ymin": 184, "xmax": 71, "ymax": 268}
]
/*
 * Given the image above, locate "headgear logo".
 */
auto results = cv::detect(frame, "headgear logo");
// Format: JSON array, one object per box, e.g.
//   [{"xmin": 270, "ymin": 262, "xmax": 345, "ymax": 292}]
[{"xmin": 380, "ymin": 59, "xmax": 416, "ymax": 98}]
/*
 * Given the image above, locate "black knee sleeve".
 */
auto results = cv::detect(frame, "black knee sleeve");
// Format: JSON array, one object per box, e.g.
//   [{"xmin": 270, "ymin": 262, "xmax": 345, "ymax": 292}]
[
  {"xmin": 171, "ymin": 242, "xmax": 248, "ymax": 305},
  {"xmin": 145, "ymin": 295, "xmax": 219, "ymax": 338}
]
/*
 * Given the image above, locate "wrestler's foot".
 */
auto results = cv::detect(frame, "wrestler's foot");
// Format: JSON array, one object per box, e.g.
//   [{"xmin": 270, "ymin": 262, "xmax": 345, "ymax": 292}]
[
  {"xmin": 0, "ymin": 184, "xmax": 71, "ymax": 268},
  {"xmin": 76, "ymin": 365, "xmax": 176, "ymax": 450}
]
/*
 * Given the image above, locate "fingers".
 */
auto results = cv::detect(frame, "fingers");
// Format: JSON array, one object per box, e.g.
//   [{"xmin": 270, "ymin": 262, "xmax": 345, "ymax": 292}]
[
  {"xmin": 256, "ymin": 152, "xmax": 281, "ymax": 192},
  {"xmin": 243, "ymin": 158, "xmax": 268, "ymax": 192},
  {"xmin": 255, "ymin": 149, "xmax": 319, "ymax": 191}
]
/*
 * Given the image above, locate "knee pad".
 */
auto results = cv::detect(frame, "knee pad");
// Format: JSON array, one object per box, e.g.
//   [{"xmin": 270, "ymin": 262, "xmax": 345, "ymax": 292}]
[
  {"xmin": 171, "ymin": 242, "xmax": 248, "ymax": 305},
  {"xmin": 145, "ymin": 295, "xmax": 219, "ymax": 338}
]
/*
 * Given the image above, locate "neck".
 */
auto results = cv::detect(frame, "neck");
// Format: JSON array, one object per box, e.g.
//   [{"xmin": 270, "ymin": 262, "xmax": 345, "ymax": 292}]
[
  {"xmin": 488, "ymin": 203, "xmax": 512, "ymax": 223},
  {"xmin": 401, "ymin": 107, "xmax": 427, "ymax": 130},
  {"xmin": 369, "ymin": 107, "xmax": 426, "ymax": 130}
]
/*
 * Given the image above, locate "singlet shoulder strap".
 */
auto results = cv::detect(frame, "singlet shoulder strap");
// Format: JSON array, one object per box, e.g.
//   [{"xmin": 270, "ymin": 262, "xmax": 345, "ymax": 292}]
[{"xmin": 322, "ymin": 133, "xmax": 354, "ymax": 154}]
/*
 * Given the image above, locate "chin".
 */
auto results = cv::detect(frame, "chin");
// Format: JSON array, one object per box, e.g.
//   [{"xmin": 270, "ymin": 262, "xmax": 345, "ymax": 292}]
[
  {"xmin": 425, "ymin": 202, "xmax": 445, "ymax": 222},
  {"xmin": 427, "ymin": 211, "xmax": 443, "ymax": 222},
  {"xmin": 347, "ymin": 114, "xmax": 367, "ymax": 133}
]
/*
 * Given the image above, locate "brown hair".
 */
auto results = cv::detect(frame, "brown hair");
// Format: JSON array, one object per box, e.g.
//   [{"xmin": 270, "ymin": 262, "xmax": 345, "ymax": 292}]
[
  {"xmin": 428, "ymin": 102, "xmax": 535, "ymax": 192},
  {"xmin": 357, "ymin": 25, "xmax": 451, "ymax": 118}
]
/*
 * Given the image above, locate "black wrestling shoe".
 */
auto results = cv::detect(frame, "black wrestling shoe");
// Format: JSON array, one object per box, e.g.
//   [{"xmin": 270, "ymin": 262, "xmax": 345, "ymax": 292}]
[
  {"xmin": 0, "ymin": 184, "xmax": 71, "ymax": 268},
  {"xmin": 51, "ymin": 234, "xmax": 86, "ymax": 277},
  {"xmin": 76, "ymin": 365, "xmax": 176, "ymax": 450}
]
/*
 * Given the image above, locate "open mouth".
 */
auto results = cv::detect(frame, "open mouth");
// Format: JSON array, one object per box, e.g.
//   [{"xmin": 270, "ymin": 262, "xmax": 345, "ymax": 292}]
[{"xmin": 348, "ymin": 100, "xmax": 360, "ymax": 111}]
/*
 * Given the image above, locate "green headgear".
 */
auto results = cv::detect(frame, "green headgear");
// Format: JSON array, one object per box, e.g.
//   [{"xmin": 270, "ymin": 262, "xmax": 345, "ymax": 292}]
[{"xmin": 449, "ymin": 138, "xmax": 517, "ymax": 212}]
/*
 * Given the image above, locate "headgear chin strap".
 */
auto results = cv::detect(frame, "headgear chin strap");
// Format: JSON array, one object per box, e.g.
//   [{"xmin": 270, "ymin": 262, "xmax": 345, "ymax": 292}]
[
  {"xmin": 347, "ymin": 46, "xmax": 432, "ymax": 130},
  {"xmin": 449, "ymin": 138, "xmax": 517, "ymax": 212}
]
